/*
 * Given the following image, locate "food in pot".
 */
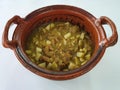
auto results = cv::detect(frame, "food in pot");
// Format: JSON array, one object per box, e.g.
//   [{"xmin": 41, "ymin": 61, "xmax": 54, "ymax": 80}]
[{"xmin": 25, "ymin": 22, "xmax": 94, "ymax": 71}]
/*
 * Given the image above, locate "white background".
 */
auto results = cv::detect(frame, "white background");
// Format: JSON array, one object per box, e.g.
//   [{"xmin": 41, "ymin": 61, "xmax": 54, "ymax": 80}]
[{"xmin": 0, "ymin": 0, "xmax": 120, "ymax": 90}]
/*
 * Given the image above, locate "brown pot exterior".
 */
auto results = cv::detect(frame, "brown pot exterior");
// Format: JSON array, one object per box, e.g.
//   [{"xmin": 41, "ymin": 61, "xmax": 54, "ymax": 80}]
[{"xmin": 2, "ymin": 5, "xmax": 118, "ymax": 80}]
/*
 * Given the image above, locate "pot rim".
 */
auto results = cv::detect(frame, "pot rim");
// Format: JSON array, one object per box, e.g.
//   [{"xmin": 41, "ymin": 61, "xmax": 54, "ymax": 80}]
[
  {"xmin": 16, "ymin": 5, "xmax": 105, "ymax": 78},
  {"xmin": 25, "ymin": 5, "xmax": 96, "ymax": 21}
]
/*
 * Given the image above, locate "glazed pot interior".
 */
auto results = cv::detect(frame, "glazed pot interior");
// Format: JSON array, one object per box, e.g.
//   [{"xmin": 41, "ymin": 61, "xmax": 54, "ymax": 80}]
[{"xmin": 19, "ymin": 8, "xmax": 100, "ymax": 75}]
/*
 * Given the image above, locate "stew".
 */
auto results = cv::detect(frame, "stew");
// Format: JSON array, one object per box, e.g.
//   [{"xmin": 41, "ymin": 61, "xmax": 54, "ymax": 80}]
[{"xmin": 25, "ymin": 22, "xmax": 94, "ymax": 71}]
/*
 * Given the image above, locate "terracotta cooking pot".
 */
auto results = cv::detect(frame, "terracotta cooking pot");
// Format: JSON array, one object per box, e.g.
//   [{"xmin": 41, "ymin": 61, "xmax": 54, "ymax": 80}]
[{"xmin": 2, "ymin": 5, "xmax": 118, "ymax": 80}]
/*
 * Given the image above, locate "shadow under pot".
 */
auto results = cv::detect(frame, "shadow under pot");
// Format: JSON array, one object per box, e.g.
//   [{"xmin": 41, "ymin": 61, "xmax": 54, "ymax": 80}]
[{"xmin": 2, "ymin": 5, "xmax": 118, "ymax": 80}]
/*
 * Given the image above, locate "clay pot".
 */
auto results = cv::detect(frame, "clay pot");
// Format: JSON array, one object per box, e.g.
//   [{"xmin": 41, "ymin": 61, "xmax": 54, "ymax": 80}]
[{"xmin": 2, "ymin": 5, "xmax": 118, "ymax": 80}]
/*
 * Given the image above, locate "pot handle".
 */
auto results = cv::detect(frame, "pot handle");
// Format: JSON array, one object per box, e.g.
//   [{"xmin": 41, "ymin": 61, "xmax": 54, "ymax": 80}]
[
  {"xmin": 2, "ymin": 15, "xmax": 24, "ymax": 49},
  {"xmin": 99, "ymin": 16, "xmax": 118, "ymax": 47}
]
